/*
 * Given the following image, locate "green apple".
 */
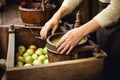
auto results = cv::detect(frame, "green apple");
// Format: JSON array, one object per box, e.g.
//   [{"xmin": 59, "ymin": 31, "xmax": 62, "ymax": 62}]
[
  {"xmin": 17, "ymin": 56, "xmax": 24, "ymax": 63},
  {"xmin": 23, "ymin": 52, "xmax": 30, "ymax": 58},
  {"xmin": 37, "ymin": 48, "xmax": 43, "ymax": 51},
  {"xmin": 45, "ymin": 54, "xmax": 48, "ymax": 59},
  {"xmin": 29, "ymin": 44, "xmax": 37, "ymax": 51},
  {"xmin": 25, "ymin": 56, "xmax": 33, "ymax": 64},
  {"xmin": 18, "ymin": 45, "xmax": 26, "ymax": 53},
  {"xmin": 26, "ymin": 49, "xmax": 34, "ymax": 56},
  {"xmin": 35, "ymin": 48, "xmax": 43, "ymax": 56},
  {"xmin": 32, "ymin": 54, "xmax": 38, "ymax": 60},
  {"xmin": 16, "ymin": 61, "xmax": 24, "ymax": 67},
  {"xmin": 38, "ymin": 55, "xmax": 46, "ymax": 62},
  {"xmin": 74, "ymin": 53, "xmax": 78, "ymax": 59},
  {"xmin": 24, "ymin": 63, "xmax": 32, "ymax": 67},
  {"xmin": 43, "ymin": 59, "xmax": 49, "ymax": 64},
  {"xmin": 42, "ymin": 47, "xmax": 48, "ymax": 55},
  {"xmin": 32, "ymin": 59, "xmax": 42, "ymax": 65},
  {"xmin": 16, "ymin": 52, "xmax": 24, "ymax": 56}
]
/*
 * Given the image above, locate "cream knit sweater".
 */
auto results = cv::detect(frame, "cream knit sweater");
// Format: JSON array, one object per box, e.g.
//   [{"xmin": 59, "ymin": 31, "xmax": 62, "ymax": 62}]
[{"xmin": 61, "ymin": 0, "xmax": 120, "ymax": 27}]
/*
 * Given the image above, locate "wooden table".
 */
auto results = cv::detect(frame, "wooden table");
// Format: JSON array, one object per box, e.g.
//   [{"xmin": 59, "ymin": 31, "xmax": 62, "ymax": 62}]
[{"xmin": 0, "ymin": 4, "xmax": 23, "ymax": 26}]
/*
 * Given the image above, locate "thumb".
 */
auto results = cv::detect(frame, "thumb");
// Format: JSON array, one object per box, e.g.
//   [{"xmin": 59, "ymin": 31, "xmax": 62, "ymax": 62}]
[{"xmin": 52, "ymin": 25, "xmax": 58, "ymax": 35}]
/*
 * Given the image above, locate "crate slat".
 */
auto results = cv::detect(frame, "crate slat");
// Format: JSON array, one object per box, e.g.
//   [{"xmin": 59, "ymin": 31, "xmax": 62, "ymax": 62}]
[{"xmin": 7, "ymin": 58, "xmax": 103, "ymax": 80}]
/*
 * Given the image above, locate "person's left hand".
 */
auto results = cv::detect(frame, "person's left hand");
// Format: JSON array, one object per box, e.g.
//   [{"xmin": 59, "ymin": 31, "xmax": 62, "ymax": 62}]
[{"xmin": 56, "ymin": 28, "xmax": 85, "ymax": 55}]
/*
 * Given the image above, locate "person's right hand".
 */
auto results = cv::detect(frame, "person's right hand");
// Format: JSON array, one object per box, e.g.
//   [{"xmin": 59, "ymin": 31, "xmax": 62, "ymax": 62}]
[{"xmin": 40, "ymin": 15, "xmax": 60, "ymax": 40}]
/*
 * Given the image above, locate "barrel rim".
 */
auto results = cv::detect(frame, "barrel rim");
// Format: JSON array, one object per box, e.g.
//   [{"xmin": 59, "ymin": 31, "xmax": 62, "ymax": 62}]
[
  {"xmin": 18, "ymin": 2, "xmax": 56, "ymax": 12},
  {"xmin": 47, "ymin": 33, "xmax": 64, "ymax": 47}
]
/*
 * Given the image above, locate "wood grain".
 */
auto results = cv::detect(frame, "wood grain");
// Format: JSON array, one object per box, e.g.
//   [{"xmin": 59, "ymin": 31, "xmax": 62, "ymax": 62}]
[{"xmin": 7, "ymin": 58, "xmax": 104, "ymax": 80}]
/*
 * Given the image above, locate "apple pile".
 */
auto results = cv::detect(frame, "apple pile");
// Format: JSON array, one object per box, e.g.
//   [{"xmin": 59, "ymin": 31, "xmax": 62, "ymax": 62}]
[{"xmin": 16, "ymin": 45, "xmax": 49, "ymax": 67}]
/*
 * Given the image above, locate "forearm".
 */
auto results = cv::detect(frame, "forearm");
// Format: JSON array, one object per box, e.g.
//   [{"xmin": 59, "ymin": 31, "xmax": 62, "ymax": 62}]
[
  {"xmin": 52, "ymin": 6, "xmax": 70, "ymax": 21},
  {"xmin": 78, "ymin": 19, "xmax": 101, "ymax": 37},
  {"xmin": 61, "ymin": 0, "xmax": 83, "ymax": 12},
  {"xmin": 94, "ymin": 0, "xmax": 120, "ymax": 27},
  {"xmin": 51, "ymin": 0, "xmax": 83, "ymax": 21}
]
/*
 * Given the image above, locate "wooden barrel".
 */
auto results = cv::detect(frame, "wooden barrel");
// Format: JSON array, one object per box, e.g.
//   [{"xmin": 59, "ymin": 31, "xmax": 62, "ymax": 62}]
[
  {"xmin": 46, "ymin": 33, "xmax": 90, "ymax": 63},
  {"xmin": 46, "ymin": 33, "xmax": 74, "ymax": 62}
]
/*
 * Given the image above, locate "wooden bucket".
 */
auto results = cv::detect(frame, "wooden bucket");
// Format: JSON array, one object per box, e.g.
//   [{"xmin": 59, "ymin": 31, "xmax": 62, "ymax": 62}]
[
  {"xmin": 18, "ymin": 2, "xmax": 56, "ymax": 25},
  {"xmin": 46, "ymin": 33, "xmax": 97, "ymax": 63}
]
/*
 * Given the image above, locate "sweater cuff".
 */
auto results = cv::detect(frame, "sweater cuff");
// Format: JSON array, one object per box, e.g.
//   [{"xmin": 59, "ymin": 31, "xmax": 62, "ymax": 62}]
[
  {"xmin": 94, "ymin": 8, "xmax": 120, "ymax": 27},
  {"xmin": 93, "ymin": 9, "xmax": 113, "ymax": 27},
  {"xmin": 94, "ymin": 0, "xmax": 120, "ymax": 27}
]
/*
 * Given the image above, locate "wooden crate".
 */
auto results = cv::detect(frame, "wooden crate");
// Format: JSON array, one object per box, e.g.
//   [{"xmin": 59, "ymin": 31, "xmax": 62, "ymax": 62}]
[{"xmin": 3, "ymin": 25, "xmax": 107, "ymax": 80}]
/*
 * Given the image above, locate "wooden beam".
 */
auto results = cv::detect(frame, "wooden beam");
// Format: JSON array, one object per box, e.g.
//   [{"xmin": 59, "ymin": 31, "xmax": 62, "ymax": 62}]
[
  {"xmin": 0, "ymin": 11, "xmax": 2, "ymax": 25},
  {"xmin": 6, "ymin": 58, "xmax": 104, "ymax": 80}
]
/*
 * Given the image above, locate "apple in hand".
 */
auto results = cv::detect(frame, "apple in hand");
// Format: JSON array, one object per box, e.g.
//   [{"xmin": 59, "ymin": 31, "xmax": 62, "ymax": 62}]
[
  {"xmin": 18, "ymin": 45, "xmax": 26, "ymax": 53},
  {"xmin": 29, "ymin": 44, "xmax": 37, "ymax": 51}
]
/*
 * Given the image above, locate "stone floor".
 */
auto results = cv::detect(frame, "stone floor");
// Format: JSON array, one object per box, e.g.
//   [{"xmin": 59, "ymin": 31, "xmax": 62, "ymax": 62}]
[{"xmin": 0, "ymin": 4, "xmax": 23, "ymax": 26}]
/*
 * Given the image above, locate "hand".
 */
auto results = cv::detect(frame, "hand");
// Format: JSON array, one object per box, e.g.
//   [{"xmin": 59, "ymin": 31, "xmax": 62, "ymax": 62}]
[
  {"xmin": 40, "ymin": 15, "xmax": 60, "ymax": 40},
  {"xmin": 56, "ymin": 28, "xmax": 85, "ymax": 55}
]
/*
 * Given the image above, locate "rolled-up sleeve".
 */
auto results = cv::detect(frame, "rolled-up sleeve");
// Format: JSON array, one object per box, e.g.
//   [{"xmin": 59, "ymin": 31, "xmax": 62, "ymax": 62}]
[
  {"xmin": 94, "ymin": 0, "xmax": 120, "ymax": 27},
  {"xmin": 61, "ymin": 0, "xmax": 83, "ymax": 12}
]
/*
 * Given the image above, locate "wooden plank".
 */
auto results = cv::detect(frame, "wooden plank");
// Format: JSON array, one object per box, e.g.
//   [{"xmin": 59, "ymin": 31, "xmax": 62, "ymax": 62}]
[
  {"xmin": 1, "ymin": 72, "xmax": 6, "ymax": 80},
  {"xmin": 0, "ymin": 27, "xmax": 8, "ymax": 59},
  {"xmin": 6, "ymin": 27, "xmax": 15, "ymax": 68},
  {"xmin": 0, "ymin": 11, "xmax": 2, "ymax": 25},
  {"xmin": 6, "ymin": 58, "xmax": 103, "ymax": 80},
  {"xmin": 2, "ymin": 4, "xmax": 23, "ymax": 25}
]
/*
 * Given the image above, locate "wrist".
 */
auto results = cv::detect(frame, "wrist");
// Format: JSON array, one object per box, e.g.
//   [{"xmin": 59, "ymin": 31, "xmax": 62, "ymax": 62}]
[
  {"xmin": 77, "ymin": 27, "xmax": 88, "ymax": 37},
  {"xmin": 52, "ymin": 12, "xmax": 61, "ymax": 21},
  {"xmin": 78, "ymin": 19, "xmax": 101, "ymax": 37}
]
